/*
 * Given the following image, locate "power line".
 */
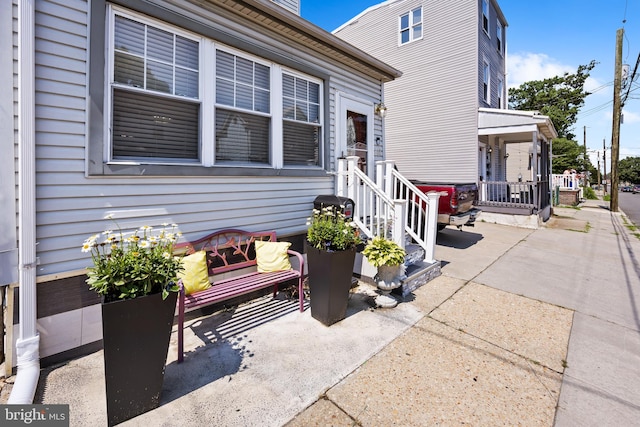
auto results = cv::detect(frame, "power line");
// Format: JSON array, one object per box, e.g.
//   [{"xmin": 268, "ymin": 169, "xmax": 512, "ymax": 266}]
[{"xmin": 622, "ymin": 52, "xmax": 640, "ymax": 107}]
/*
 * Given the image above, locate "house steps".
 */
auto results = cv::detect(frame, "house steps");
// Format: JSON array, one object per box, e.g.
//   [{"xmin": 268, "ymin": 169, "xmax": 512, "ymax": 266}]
[{"xmin": 353, "ymin": 242, "xmax": 441, "ymax": 298}]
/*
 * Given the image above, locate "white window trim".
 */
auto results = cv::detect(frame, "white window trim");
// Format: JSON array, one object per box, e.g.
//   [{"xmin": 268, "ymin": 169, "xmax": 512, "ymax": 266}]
[
  {"xmin": 483, "ymin": 60, "xmax": 491, "ymax": 104},
  {"xmin": 280, "ymin": 67, "xmax": 324, "ymax": 169},
  {"xmin": 497, "ymin": 76, "xmax": 503, "ymax": 108},
  {"xmin": 481, "ymin": 0, "xmax": 490, "ymax": 36},
  {"xmin": 398, "ymin": 6, "xmax": 423, "ymax": 46},
  {"xmin": 496, "ymin": 20, "xmax": 503, "ymax": 55},
  {"xmin": 105, "ymin": 6, "xmax": 324, "ymax": 171}
]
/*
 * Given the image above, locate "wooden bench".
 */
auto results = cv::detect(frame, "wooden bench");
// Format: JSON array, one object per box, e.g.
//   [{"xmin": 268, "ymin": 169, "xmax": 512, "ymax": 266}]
[{"xmin": 174, "ymin": 229, "xmax": 304, "ymax": 363}]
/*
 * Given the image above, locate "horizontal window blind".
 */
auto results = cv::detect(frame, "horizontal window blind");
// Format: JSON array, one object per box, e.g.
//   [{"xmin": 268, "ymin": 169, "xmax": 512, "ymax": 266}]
[
  {"xmin": 215, "ymin": 108, "xmax": 270, "ymax": 164},
  {"xmin": 283, "ymin": 121, "xmax": 319, "ymax": 166},
  {"xmin": 112, "ymin": 89, "xmax": 199, "ymax": 160},
  {"xmin": 114, "ymin": 15, "xmax": 199, "ymax": 98}
]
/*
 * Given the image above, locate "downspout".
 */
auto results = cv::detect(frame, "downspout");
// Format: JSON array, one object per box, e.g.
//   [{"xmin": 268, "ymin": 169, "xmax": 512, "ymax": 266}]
[{"xmin": 8, "ymin": 0, "xmax": 40, "ymax": 404}]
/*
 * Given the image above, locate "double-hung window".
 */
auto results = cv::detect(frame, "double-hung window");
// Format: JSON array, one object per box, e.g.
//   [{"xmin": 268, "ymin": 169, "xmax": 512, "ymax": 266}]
[
  {"xmin": 215, "ymin": 50, "xmax": 271, "ymax": 164},
  {"xmin": 399, "ymin": 7, "xmax": 423, "ymax": 45},
  {"xmin": 482, "ymin": 0, "xmax": 489, "ymax": 34},
  {"xmin": 282, "ymin": 73, "xmax": 321, "ymax": 166},
  {"xmin": 105, "ymin": 7, "xmax": 323, "ymax": 173},
  {"xmin": 111, "ymin": 14, "xmax": 200, "ymax": 161},
  {"xmin": 496, "ymin": 20, "xmax": 503, "ymax": 54},
  {"xmin": 483, "ymin": 61, "xmax": 490, "ymax": 103}
]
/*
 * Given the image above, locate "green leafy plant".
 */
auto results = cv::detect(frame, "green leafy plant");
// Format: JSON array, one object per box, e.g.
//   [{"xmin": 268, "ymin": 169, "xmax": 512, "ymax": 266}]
[
  {"xmin": 82, "ymin": 216, "xmax": 182, "ymax": 302},
  {"xmin": 307, "ymin": 206, "xmax": 360, "ymax": 251},
  {"xmin": 362, "ymin": 236, "xmax": 406, "ymax": 267},
  {"xmin": 583, "ymin": 186, "xmax": 597, "ymax": 199}
]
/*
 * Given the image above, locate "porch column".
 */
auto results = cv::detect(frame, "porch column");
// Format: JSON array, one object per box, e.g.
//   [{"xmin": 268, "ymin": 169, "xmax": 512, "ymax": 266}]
[{"xmin": 532, "ymin": 131, "xmax": 538, "ymax": 207}]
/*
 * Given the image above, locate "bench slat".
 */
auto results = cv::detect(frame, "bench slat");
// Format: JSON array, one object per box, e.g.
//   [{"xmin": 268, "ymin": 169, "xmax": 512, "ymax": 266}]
[
  {"xmin": 183, "ymin": 271, "xmax": 300, "ymax": 309},
  {"xmin": 176, "ymin": 229, "xmax": 306, "ymax": 363}
]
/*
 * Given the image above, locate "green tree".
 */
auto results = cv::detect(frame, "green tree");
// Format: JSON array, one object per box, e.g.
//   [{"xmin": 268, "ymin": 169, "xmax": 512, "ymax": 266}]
[
  {"xmin": 618, "ymin": 156, "xmax": 640, "ymax": 184},
  {"xmin": 551, "ymin": 138, "xmax": 586, "ymax": 174},
  {"xmin": 509, "ymin": 61, "xmax": 596, "ymax": 140}
]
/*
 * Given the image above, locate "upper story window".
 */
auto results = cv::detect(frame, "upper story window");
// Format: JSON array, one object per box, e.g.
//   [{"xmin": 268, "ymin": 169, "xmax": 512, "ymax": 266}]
[
  {"xmin": 107, "ymin": 7, "xmax": 322, "ymax": 170},
  {"xmin": 497, "ymin": 77, "xmax": 504, "ymax": 108},
  {"xmin": 483, "ymin": 60, "xmax": 490, "ymax": 103},
  {"xmin": 482, "ymin": 0, "xmax": 489, "ymax": 34},
  {"xmin": 399, "ymin": 7, "xmax": 423, "ymax": 45},
  {"xmin": 496, "ymin": 20, "xmax": 503, "ymax": 54}
]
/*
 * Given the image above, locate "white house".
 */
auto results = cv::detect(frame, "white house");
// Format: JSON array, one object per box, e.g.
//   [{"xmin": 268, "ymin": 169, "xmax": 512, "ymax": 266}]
[{"xmin": 334, "ymin": 0, "xmax": 557, "ymax": 225}]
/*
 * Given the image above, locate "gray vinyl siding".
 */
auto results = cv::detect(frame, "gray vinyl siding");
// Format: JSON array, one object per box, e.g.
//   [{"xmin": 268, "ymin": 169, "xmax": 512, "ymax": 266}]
[
  {"xmin": 478, "ymin": 0, "xmax": 506, "ymax": 108},
  {"xmin": 30, "ymin": 0, "xmax": 383, "ymax": 276},
  {"xmin": 271, "ymin": 0, "xmax": 299, "ymax": 15},
  {"xmin": 335, "ymin": 0, "xmax": 479, "ymax": 183},
  {"xmin": 0, "ymin": 0, "xmax": 18, "ymax": 285}
]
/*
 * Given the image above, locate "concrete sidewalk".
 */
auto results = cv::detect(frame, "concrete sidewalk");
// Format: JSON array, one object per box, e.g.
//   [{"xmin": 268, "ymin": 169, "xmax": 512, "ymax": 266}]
[{"xmin": 23, "ymin": 198, "xmax": 640, "ymax": 425}]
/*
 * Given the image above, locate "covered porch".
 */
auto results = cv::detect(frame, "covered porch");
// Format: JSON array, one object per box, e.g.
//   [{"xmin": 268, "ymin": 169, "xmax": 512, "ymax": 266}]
[{"xmin": 477, "ymin": 108, "xmax": 558, "ymax": 223}]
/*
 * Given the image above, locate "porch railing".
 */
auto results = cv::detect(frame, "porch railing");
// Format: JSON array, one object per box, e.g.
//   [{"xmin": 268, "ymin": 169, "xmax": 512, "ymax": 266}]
[
  {"xmin": 336, "ymin": 157, "xmax": 440, "ymax": 264},
  {"xmin": 479, "ymin": 180, "xmax": 537, "ymax": 208},
  {"xmin": 552, "ymin": 173, "xmax": 583, "ymax": 200}
]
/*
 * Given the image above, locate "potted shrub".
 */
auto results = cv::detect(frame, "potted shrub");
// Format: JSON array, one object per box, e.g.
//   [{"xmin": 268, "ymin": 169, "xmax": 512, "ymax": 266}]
[
  {"xmin": 305, "ymin": 206, "xmax": 360, "ymax": 325},
  {"xmin": 82, "ymin": 216, "xmax": 182, "ymax": 426},
  {"xmin": 362, "ymin": 236, "xmax": 406, "ymax": 308}
]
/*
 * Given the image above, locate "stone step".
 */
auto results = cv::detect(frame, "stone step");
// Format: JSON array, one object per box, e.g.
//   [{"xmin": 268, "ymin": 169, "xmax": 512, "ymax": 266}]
[
  {"xmin": 404, "ymin": 243, "xmax": 425, "ymax": 267},
  {"xmin": 392, "ymin": 260, "xmax": 441, "ymax": 298}
]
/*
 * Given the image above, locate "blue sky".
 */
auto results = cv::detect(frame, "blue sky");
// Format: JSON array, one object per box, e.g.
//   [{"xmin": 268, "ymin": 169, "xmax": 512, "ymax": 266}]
[{"xmin": 302, "ymin": 0, "xmax": 640, "ymax": 174}]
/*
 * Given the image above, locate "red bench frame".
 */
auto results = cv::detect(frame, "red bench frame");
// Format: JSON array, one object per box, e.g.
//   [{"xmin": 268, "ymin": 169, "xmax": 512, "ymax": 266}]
[{"xmin": 174, "ymin": 229, "xmax": 304, "ymax": 363}]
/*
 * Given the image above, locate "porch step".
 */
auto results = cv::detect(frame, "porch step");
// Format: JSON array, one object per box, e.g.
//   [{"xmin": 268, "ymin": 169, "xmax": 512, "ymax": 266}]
[
  {"xmin": 404, "ymin": 243, "xmax": 425, "ymax": 267},
  {"xmin": 393, "ymin": 260, "xmax": 442, "ymax": 298}
]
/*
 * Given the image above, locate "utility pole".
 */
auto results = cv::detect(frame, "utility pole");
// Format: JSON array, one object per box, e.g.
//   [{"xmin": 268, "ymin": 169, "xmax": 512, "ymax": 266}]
[
  {"xmin": 603, "ymin": 139, "xmax": 607, "ymax": 195},
  {"xmin": 597, "ymin": 153, "xmax": 601, "ymax": 194},
  {"xmin": 610, "ymin": 28, "xmax": 623, "ymax": 212},
  {"xmin": 583, "ymin": 126, "xmax": 588, "ymax": 187}
]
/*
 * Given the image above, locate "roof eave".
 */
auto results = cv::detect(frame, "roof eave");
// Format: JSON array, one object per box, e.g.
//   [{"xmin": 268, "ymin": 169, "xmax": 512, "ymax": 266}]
[{"xmin": 239, "ymin": 0, "xmax": 403, "ymax": 82}]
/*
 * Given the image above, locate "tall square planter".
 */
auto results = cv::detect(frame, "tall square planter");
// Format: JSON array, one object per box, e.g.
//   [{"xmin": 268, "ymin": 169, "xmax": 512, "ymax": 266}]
[
  {"xmin": 101, "ymin": 291, "xmax": 177, "ymax": 426},
  {"xmin": 305, "ymin": 244, "xmax": 356, "ymax": 326}
]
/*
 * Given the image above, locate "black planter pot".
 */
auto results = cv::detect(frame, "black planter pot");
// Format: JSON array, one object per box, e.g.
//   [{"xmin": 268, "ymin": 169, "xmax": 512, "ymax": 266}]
[
  {"xmin": 305, "ymin": 243, "xmax": 356, "ymax": 326},
  {"xmin": 101, "ymin": 291, "xmax": 177, "ymax": 426}
]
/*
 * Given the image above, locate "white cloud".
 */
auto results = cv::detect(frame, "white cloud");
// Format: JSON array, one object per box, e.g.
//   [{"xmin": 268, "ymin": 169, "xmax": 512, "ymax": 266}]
[
  {"xmin": 622, "ymin": 109, "xmax": 640, "ymax": 124},
  {"xmin": 507, "ymin": 53, "xmax": 573, "ymax": 88}
]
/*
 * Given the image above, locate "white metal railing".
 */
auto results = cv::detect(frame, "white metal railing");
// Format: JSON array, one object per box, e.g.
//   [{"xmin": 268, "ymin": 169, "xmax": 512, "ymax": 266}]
[
  {"xmin": 551, "ymin": 173, "xmax": 583, "ymax": 200},
  {"xmin": 552, "ymin": 173, "xmax": 579, "ymax": 190},
  {"xmin": 336, "ymin": 157, "xmax": 440, "ymax": 264},
  {"xmin": 377, "ymin": 160, "xmax": 440, "ymax": 263},
  {"xmin": 337, "ymin": 157, "xmax": 404, "ymax": 246}
]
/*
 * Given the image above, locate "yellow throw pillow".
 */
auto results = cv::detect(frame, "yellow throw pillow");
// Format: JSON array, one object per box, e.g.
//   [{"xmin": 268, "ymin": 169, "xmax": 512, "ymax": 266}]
[
  {"xmin": 255, "ymin": 241, "xmax": 292, "ymax": 273},
  {"xmin": 177, "ymin": 251, "xmax": 211, "ymax": 295}
]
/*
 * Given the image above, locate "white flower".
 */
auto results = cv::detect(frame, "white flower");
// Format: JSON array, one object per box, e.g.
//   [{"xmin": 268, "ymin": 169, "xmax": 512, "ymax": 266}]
[
  {"xmin": 81, "ymin": 242, "xmax": 93, "ymax": 253},
  {"xmin": 102, "ymin": 230, "xmax": 112, "ymax": 235},
  {"xmin": 139, "ymin": 240, "xmax": 151, "ymax": 249},
  {"xmin": 89, "ymin": 234, "xmax": 100, "ymax": 242},
  {"xmin": 140, "ymin": 225, "xmax": 152, "ymax": 231},
  {"xmin": 162, "ymin": 252, "xmax": 171, "ymax": 259}
]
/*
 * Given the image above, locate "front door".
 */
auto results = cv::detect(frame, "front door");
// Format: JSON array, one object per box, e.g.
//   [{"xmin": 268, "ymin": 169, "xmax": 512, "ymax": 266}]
[{"xmin": 337, "ymin": 94, "xmax": 374, "ymax": 176}]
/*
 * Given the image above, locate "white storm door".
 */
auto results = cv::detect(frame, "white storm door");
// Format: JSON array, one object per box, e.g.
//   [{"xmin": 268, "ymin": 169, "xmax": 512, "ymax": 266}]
[{"xmin": 337, "ymin": 94, "xmax": 374, "ymax": 176}]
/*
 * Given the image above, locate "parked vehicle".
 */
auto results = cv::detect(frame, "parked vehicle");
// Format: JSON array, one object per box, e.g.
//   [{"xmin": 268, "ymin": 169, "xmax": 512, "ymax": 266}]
[
  {"xmin": 411, "ymin": 182, "xmax": 481, "ymax": 231},
  {"xmin": 621, "ymin": 186, "xmax": 632, "ymax": 192},
  {"xmin": 633, "ymin": 185, "xmax": 640, "ymax": 194}
]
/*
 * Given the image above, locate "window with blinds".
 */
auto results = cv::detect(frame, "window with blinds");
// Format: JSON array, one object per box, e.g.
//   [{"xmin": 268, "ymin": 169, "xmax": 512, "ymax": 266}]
[
  {"xmin": 282, "ymin": 74, "xmax": 320, "ymax": 166},
  {"xmin": 107, "ymin": 7, "xmax": 323, "ymax": 170},
  {"xmin": 215, "ymin": 50, "xmax": 271, "ymax": 164},
  {"xmin": 112, "ymin": 14, "xmax": 200, "ymax": 161}
]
